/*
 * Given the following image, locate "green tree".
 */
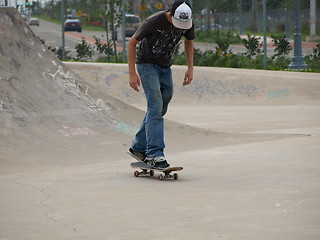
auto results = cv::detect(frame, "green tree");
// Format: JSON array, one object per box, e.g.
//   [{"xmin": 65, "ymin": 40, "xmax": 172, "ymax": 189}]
[{"xmin": 105, "ymin": 0, "xmax": 122, "ymax": 62}]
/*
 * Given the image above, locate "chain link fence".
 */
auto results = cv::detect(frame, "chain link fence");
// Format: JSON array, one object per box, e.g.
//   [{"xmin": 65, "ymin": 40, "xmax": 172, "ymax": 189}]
[
  {"xmin": 127, "ymin": 0, "xmax": 319, "ymax": 58},
  {"xmin": 21, "ymin": 0, "xmax": 319, "ymax": 69}
]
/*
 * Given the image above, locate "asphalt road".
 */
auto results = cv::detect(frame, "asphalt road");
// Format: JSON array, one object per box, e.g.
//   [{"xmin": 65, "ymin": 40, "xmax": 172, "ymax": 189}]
[
  {"xmin": 30, "ymin": 19, "xmax": 252, "ymax": 59},
  {"xmin": 30, "ymin": 20, "xmax": 110, "ymax": 58},
  {"xmin": 30, "ymin": 19, "xmax": 315, "ymax": 60}
]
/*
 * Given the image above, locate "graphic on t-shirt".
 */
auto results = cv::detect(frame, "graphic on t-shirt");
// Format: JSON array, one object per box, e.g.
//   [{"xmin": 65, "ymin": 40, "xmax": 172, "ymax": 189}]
[{"xmin": 150, "ymin": 29, "xmax": 182, "ymax": 55}]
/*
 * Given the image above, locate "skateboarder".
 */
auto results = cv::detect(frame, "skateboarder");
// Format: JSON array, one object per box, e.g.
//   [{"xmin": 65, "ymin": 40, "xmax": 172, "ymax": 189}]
[{"xmin": 127, "ymin": 0, "xmax": 195, "ymax": 169}]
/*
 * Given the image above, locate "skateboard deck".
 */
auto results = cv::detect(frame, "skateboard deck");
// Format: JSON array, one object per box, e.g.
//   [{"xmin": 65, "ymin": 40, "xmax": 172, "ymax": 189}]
[{"xmin": 131, "ymin": 162, "xmax": 183, "ymax": 181}]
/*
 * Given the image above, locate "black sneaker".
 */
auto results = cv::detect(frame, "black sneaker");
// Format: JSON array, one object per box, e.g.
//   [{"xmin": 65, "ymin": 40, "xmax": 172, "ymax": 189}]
[
  {"xmin": 128, "ymin": 148, "xmax": 147, "ymax": 162},
  {"xmin": 145, "ymin": 156, "xmax": 170, "ymax": 170}
]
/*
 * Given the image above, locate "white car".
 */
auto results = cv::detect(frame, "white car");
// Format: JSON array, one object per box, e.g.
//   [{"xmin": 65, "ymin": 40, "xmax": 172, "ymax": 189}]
[{"xmin": 29, "ymin": 18, "xmax": 40, "ymax": 26}]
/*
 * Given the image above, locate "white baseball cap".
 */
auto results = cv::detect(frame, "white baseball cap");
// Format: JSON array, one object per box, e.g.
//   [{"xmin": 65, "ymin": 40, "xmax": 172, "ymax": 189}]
[{"xmin": 171, "ymin": 1, "xmax": 193, "ymax": 30}]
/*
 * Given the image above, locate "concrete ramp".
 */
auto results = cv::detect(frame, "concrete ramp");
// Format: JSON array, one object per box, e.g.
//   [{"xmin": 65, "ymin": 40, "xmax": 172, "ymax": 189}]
[
  {"xmin": 66, "ymin": 62, "xmax": 320, "ymax": 107},
  {"xmin": 0, "ymin": 8, "xmax": 133, "ymax": 167},
  {"xmin": 1, "ymin": 8, "xmax": 320, "ymax": 240},
  {"xmin": 66, "ymin": 62, "xmax": 320, "ymax": 133},
  {"xmin": 0, "ymin": 8, "xmax": 288, "ymax": 168}
]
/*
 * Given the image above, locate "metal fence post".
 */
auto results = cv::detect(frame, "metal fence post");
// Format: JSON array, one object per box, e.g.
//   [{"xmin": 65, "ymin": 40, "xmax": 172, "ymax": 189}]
[
  {"xmin": 285, "ymin": 0, "xmax": 290, "ymax": 38},
  {"xmin": 289, "ymin": 0, "xmax": 307, "ymax": 70},
  {"xmin": 262, "ymin": 0, "xmax": 267, "ymax": 69},
  {"xmin": 122, "ymin": 0, "xmax": 126, "ymax": 63},
  {"xmin": 239, "ymin": 0, "xmax": 244, "ymax": 35},
  {"xmin": 61, "ymin": 0, "xmax": 65, "ymax": 60}
]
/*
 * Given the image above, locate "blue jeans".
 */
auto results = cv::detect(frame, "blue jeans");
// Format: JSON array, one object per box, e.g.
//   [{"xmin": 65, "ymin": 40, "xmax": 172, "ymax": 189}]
[{"xmin": 131, "ymin": 63, "xmax": 173, "ymax": 158}]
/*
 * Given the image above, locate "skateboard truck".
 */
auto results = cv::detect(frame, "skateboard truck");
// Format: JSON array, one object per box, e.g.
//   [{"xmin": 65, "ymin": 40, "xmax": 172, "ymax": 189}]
[
  {"xmin": 131, "ymin": 162, "xmax": 182, "ymax": 181},
  {"xmin": 133, "ymin": 169, "xmax": 179, "ymax": 181}
]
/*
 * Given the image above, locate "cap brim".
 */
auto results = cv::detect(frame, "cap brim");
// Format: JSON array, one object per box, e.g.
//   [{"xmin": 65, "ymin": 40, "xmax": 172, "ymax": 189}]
[{"xmin": 172, "ymin": 17, "xmax": 192, "ymax": 30}]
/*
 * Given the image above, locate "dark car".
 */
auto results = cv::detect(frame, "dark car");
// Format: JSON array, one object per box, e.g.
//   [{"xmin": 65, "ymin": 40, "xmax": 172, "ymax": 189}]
[{"xmin": 64, "ymin": 19, "xmax": 82, "ymax": 32}]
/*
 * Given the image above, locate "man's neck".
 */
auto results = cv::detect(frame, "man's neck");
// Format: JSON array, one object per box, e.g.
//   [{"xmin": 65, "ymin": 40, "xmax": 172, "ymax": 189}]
[{"xmin": 165, "ymin": 11, "xmax": 173, "ymax": 24}]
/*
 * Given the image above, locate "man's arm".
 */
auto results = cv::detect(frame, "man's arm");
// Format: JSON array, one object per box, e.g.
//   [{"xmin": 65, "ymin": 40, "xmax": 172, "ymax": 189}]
[
  {"xmin": 127, "ymin": 36, "xmax": 140, "ymax": 91},
  {"xmin": 183, "ymin": 38, "xmax": 194, "ymax": 86}
]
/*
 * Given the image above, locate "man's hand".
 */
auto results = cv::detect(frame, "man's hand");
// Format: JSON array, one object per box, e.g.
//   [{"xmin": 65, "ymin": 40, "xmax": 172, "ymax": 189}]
[
  {"xmin": 183, "ymin": 69, "xmax": 193, "ymax": 86},
  {"xmin": 129, "ymin": 72, "xmax": 141, "ymax": 91},
  {"xmin": 184, "ymin": 38, "xmax": 194, "ymax": 86},
  {"xmin": 127, "ymin": 36, "xmax": 140, "ymax": 91}
]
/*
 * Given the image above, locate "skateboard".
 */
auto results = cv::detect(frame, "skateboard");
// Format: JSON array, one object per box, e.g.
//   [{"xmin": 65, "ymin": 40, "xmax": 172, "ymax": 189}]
[{"xmin": 131, "ymin": 162, "xmax": 183, "ymax": 181}]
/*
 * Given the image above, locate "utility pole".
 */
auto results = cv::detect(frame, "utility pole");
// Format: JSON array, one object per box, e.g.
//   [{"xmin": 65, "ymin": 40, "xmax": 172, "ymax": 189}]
[{"xmin": 306, "ymin": 0, "xmax": 320, "ymax": 42}]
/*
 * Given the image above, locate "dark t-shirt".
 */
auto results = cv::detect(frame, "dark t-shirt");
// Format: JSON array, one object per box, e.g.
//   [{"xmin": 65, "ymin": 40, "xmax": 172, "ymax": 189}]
[{"xmin": 134, "ymin": 11, "xmax": 195, "ymax": 68}]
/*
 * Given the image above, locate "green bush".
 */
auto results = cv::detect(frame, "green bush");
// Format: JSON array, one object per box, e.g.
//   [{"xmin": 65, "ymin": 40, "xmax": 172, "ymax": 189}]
[
  {"xmin": 195, "ymin": 30, "xmax": 242, "ymax": 45},
  {"xmin": 173, "ymin": 40, "xmax": 320, "ymax": 72},
  {"xmin": 74, "ymin": 38, "xmax": 94, "ymax": 61},
  {"xmin": 305, "ymin": 44, "xmax": 320, "ymax": 72},
  {"xmin": 229, "ymin": 55, "xmax": 253, "ymax": 68},
  {"xmin": 242, "ymin": 35, "xmax": 262, "ymax": 57},
  {"xmin": 174, "ymin": 48, "xmax": 302, "ymax": 71},
  {"xmin": 271, "ymin": 34, "xmax": 292, "ymax": 59}
]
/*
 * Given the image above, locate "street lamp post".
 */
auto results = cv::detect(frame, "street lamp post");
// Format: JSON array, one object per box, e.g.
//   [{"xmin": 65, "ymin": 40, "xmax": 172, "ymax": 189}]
[{"xmin": 289, "ymin": 0, "xmax": 307, "ymax": 70}]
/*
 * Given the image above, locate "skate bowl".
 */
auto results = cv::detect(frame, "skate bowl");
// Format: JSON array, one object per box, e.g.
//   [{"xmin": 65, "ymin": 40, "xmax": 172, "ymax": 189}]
[{"xmin": 1, "ymin": 8, "xmax": 320, "ymax": 240}]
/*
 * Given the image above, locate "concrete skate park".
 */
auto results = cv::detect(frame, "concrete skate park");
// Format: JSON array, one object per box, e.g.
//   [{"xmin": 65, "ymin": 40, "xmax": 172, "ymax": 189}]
[{"xmin": 1, "ymin": 8, "xmax": 320, "ymax": 240}]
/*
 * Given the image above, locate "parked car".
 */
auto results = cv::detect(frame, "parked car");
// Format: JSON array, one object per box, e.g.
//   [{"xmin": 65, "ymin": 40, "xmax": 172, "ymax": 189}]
[
  {"xmin": 125, "ymin": 14, "xmax": 141, "ymax": 37},
  {"xmin": 66, "ymin": 15, "xmax": 77, "ymax": 19},
  {"xmin": 196, "ymin": 23, "xmax": 222, "ymax": 31},
  {"xmin": 64, "ymin": 19, "xmax": 82, "ymax": 32},
  {"xmin": 29, "ymin": 18, "xmax": 40, "ymax": 26}
]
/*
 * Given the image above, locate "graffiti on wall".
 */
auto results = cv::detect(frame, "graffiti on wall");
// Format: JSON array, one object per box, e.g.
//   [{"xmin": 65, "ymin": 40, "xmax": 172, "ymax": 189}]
[
  {"xmin": 103, "ymin": 73, "xmax": 265, "ymax": 103},
  {"xmin": 177, "ymin": 78, "xmax": 264, "ymax": 100},
  {"xmin": 59, "ymin": 125, "xmax": 95, "ymax": 137},
  {"xmin": 268, "ymin": 88, "xmax": 291, "ymax": 99}
]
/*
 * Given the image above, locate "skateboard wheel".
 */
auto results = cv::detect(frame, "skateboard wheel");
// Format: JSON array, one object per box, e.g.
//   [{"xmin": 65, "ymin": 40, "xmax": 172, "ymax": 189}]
[
  {"xmin": 150, "ymin": 170, "xmax": 154, "ymax": 176},
  {"xmin": 173, "ymin": 173, "xmax": 179, "ymax": 180},
  {"xmin": 134, "ymin": 171, "xmax": 139, "ymax": 177},
  {"xmin": 157, "ymin": 174, "xmax": 164, "ymax": 181}
]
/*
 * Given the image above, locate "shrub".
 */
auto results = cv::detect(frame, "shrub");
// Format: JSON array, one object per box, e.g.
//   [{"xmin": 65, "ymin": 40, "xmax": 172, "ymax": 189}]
[
  {"xmin": 74, "ymin": 38, "xmax": 94, "ymax": 61},
  {"xmin": 195, "ymin": 30, "xmax": 242, "ymax": 45},
  {"xmin": 271, "ymin": 34, "xmax": 292, "ymax": 59},
  {"xmin": 93, "ymin": 36, "xmax": 114, "ymax": 56},
  {"xmin": 305, "ymin": 44, "xmax": 320, "ymax": 72},
  {"xmin": 216, "ymin": 32, "xmax": 233, "ymax": 55},
  {"xmin": 242, "ymin": 34, "xmax": 262, "ymax": 57}
]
